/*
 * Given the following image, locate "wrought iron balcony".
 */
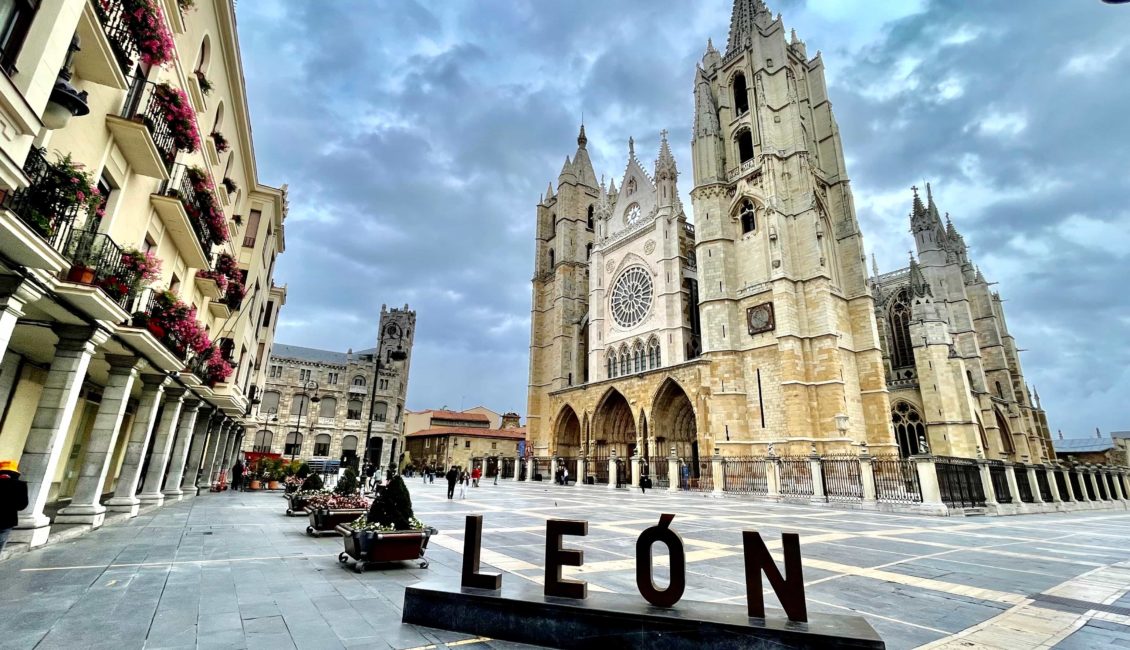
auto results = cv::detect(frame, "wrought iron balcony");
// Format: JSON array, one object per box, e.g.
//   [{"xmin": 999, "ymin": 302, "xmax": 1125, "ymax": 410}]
[
  {"xmin": 121, "ymin": 79, "xmax": 179, "ymax": 172},
  {"xmin": 129, "ymin": 292, "xmax": 192, "ymax": 362},
  {"xmin": 1, "ymin": 147, "xmax": 81, "ymax": 248},
  {"xmin": 160, "ymin": 164, "xmax": 213, "ymax": 255},
  {"xmin": 95, "ymin": 0, "xmax": 141, "ymax": 78},
  {"xmin": 59, "ymin": 228, "xmax": 141, "ymax": 309}
]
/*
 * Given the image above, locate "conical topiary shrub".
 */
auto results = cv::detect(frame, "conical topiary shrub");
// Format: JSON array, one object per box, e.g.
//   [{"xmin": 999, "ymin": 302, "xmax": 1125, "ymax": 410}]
[
  {"xmin": 335, "ymin": 468, "xmax": 359, "ymax": 495},
  {"xmin": 366, "ymin": 475, "xmax": 415, "ymax": 530},
  {"xmin": 301, "ymin": 474, "xmax": 323, "ymax": 491}
]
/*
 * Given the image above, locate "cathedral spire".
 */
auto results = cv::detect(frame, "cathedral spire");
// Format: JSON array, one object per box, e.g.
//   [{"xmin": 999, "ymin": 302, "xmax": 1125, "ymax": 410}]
[
  {"xmin": 908, "ymin": 254, "xmax": 932, "ymax": 298},
  {"xmin": 726, "ymin": 0, "xmax": 773, "ymax": 55},
  {"xmin": 546, "ymin": 181, "xmax": 554, "ymax": 201},
  {"xmin": 655, "ymin": 129, "xmax": 677, "ymax": 178},
  {"xmin": 871, "ymin": 253, "xmax": 880, "ymax": 279},
  {"xmin": 558, "ymin": 155, "xmax": 574, "ymax": 184},
  {"xmin": 693, "ymin": 66, "xmax": 721, "ymax": 139},
  {"xmin": 910, "ymin": 185, "xmax": 942, "ymax": 233},
  {"xmin": 577, "ymin": 123, "xmax": 587, "ymax": 149},
  {"xmin": 571, "ymin": 124, "xmax": 599, "ymax": 188}
]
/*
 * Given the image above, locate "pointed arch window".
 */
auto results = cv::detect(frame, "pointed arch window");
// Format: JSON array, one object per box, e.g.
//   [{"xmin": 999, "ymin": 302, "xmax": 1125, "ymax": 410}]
[
  {"xmin": 633, "ymin": 341, "xmax": 644, "ymax": 373},
  {"xmin": 995, "ymin": 409, "xmax": 1014, "ymax": 455},
  {"xmin": 647, "ymin": 338, "xmax": 661, "ymax": 369},
  {"xmin": 607, "ymin": 350, "xmax": 616, "ymax": 379},
  {"xmin": 586, "ymin": 243, "xmax": 592, "ymax": 260},
  {"xmin": 736, "ymin": 128, "xmax": 754, "ymax": 164},
  {"xmin": 587, "ymin": 205, "xmax": 594, "ymax": 230},
  {"xmin": 739, "ymin": 199, "xmax": 756, "ymax": 234},
  {"xmin": 888, "ymin": 289, "xmax": 914, "ymax": 370},
  {"xmin": 548, "ymin": 248, "xmax": 555, "ymax": 269},
  {"xmin": 733, "ymin": 71, "xmax": 749, "ymax": 115},
  {"xmin": 619, "ymin": 347, "xmax": 629, "ymax": 375},
  {"xmin": 891, "ymin": 401, "xmax": 925, "ymax": 458}
]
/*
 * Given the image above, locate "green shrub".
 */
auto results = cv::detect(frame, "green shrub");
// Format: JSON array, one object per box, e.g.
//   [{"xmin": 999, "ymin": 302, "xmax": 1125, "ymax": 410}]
[
  {"xmin": 366, "ymin": 475, "xmax": 415, "ymax": 531},
  {"xmin": 296, "ymin": 461, "xmax": 310, "ymax": 478},
  {"xmin": 335, "ymin": 468, "xmax": 359, "ymax": 495},
  {"xmin": 301, "ymin": 474, "xmax": 323, "ymax": 491}
]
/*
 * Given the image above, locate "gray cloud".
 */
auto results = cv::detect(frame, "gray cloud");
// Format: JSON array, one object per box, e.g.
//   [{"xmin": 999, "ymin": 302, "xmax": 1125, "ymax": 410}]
[{"xmin": 237, "ymin": 0, "xmax": 1129, "ymax": 436}]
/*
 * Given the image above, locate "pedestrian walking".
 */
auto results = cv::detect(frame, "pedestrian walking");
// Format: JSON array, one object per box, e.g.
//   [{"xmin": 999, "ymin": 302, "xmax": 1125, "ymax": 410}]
[
  {"xmin": 562, "ymin": 466, "xmax": 570, "ymax": 486},
  {"xmin": 472, "ymin": 466, "xmax": 481, "ymax": 488},
  {"xmin": 458, "ymin": 469, "xmax": 469, "ymax": 499},
  {"xmin": 364, "ymin": 462, "xmax": 376, "ymax": 491},
  {"xmin": 0, "ymin": 460, "xmax": 28, "ymax": 554},
  {"xmin": 493, "ymin": 470, "xmax": 499, "ymax": 486},
  {"xmin": 428, "ymin": 465, "xmax": 436, "ymax": 484},
  {"xmin": 230, "ymin": 459, "xmax": 244, "ymax": 492},
  {"xmin": 445, "ymin": 466, "xmax": 458, "ymax": 499}
]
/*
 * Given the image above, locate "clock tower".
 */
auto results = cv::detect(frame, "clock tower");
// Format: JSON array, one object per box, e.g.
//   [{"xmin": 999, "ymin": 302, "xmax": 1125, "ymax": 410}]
[{"xmin": 688, "ymin": 0, "xmax": 892, "ymax": 451}]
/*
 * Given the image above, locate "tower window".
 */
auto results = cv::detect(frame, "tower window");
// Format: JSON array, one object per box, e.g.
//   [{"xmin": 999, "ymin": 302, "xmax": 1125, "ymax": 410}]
[
  {"xmin": 739, "ymin": 199, "xmax": 756, "ymax": 234},
  {"xmin": 888, "ymin": 290, "xmax": 914, "ymax": 370},
  {"xmin": 736, "ymin": 129, "xmax": 754, "ymax": 164},
  {"xmin": 586, "ymin": 243, "xmax": 592, "ymax": 260},
  {"xmin": 587, "ymin": 205, "xmax": 594, "ymax": 230},
  {"xmin": 733, "ymin": 72, "xmax": 749, "ymax": 116},
  {"xmin": 548, "ymin": 248, "xmax": 555, "ymax": 269}
]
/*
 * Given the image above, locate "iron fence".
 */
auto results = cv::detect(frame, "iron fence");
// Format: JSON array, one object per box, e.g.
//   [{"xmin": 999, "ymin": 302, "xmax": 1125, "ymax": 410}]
[
  {"xmin": 556, "ymin": 457, "xmax": 577, "ymax": 484},
  {"xmin": 60, "ymin": 228, "xmax": 141, "ymax": 309},
  {"xmin": 1014, "ymin": 465, "xmax": 1034, "ymax": 504},
  {"xmin": 682, "ymin": 459, "xmax": 713, "ymax": 492},
  {"xmin": 778, "ymin": 457, "xmax": 813, "ymax": 497},
  {"xmin": 531, "ymin": 457, "xmax": 550, "ymax": 481},
  {"xmin": 722, "ymin": 457, "xmax": 768, "ymax": 495},
  {"xmin": 2, "ymin": 147, "xmax": 81, "ymax": 248},
  {"xmin": 988, "ymin": 461, "xmax": 1012, "ymax": 504},
  {"xmin": 935, "ymin": 456, "xmax": 986, "ymax": 509},
  {"xmin": 614, "ymin": 458, "xmax": 629, "ymax": 488},
  {"xmin": 872, "ymin": 457, "xmax": 922, "ymax": 503},
  {"xmin": 94, "ymin": 0, "xmax": 141, "ymax": 76},
  {"xmin": 1035, "ymin": 467, "xmax": 1052, "ymax": 503},
  {"xmin": 500, "ymin": 458, "xmax": 515, "ymax": 479},
  {"xmin": 821, "ymin": 456, "xmax": 863, "ymax": 502},
  {"xmin": 592, "ymin": 453, "xmax": 609, "ymax": 484},
  {"xmin": 1054, "ymin": 469, "xmax": 1071, "ymax": 502},
  {"xmin": 162, "ymin": 164, "xmax": 214, "ymax": 253},
  {"xmin": 643, "ymin": 457, "xmax": 670, "ymax": 489}
]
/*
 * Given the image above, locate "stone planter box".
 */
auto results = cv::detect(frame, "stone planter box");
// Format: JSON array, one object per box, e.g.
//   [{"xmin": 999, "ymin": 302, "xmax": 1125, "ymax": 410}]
[
  {"xmin": 285, "ymin": 493, "xmax": 310, "ymax": 516},
  {"xmin": 336, "ymin": 525, "xmax": 436, "ymax": 573},
  {"xmin": 305, "ymin": 508, "xmax": 366, "ymax": 536}
]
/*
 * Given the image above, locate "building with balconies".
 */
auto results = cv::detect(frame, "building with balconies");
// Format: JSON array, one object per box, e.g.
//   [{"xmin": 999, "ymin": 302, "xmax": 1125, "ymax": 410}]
[
  {"xmin": 0, "ymin": 0, "xmax": 286, "ymax": 552},
  {"xmin": 253, "ymin": 305, "xmax": 415, "ymax": 473}
]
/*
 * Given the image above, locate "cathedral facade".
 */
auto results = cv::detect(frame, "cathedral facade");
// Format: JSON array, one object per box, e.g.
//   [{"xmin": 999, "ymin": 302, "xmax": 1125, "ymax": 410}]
[{"xmin": 526, "ymin": 0, "xmax": 1052, "ymax": 476}]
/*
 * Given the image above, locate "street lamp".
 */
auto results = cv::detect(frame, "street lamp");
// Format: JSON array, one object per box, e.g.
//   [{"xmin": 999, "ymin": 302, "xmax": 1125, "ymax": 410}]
[
  {"xmin": 292, "ymin": 380, "xmax": 320, "ymax": 462},
  {"xmin": 363, "ymin": 342, "xmax": 407, "ymax": 473}
]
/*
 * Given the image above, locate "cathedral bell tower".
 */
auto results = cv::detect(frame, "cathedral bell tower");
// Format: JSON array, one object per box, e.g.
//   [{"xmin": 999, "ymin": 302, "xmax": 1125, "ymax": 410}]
[
  {"xmin": 688, "ymin": 0, "xmax": 892, "ymax": 453},
  {"xmin": 527, "ymin": 126, "xmax": 598, "ymax": 450}
]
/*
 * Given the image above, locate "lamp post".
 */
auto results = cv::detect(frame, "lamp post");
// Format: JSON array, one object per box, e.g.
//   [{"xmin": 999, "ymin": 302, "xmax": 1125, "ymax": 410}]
[
  {"xmin": 292, "ymin": 380, "xmax": 320, "ymax": 463},
  {"xmin": 363, "ymin": 342, "xmax": 407, "ymax": 474}
]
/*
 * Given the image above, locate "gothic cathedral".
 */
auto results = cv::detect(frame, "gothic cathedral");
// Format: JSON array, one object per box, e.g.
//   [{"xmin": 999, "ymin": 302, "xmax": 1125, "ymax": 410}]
[{"xmin": 526, "ymin": 0, "xmax": 1052, "ymax": 475}]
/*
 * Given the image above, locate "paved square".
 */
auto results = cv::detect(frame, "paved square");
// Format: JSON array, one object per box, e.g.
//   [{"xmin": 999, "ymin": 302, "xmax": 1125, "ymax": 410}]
[{"xmin": 2, "ymin": 481, "xmax": 1130, "ymax": 649}]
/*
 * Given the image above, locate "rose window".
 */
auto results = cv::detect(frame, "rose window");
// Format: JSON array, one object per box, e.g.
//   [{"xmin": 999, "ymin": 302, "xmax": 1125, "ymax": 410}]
[{"xmin": 610, "ymin": 266, "xmax": 653, "ymax": 328}]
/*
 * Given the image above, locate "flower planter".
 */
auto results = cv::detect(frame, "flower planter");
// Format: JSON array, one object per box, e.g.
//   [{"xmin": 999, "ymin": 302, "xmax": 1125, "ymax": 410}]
[
  {"xmin": 66, "ymin": 264, "xmax": 96, "ymax": 284},
  {"xmin": 285, "ymin": 493, "xmax": 310, "ymax": 516},
  {"xmin": 337, "ymin": 525, "xmax": 436, "ymax": 573},
  {"xmin": 248, "ymin": 479, "xmax": 261, "ymax": 491},
  {"xmin": 305, "ymin": 508, "xmax": 367, "ymax": 537},
  {"xmin": 268, "ymin": 480, "xmax": 280, "ymax": 490}
]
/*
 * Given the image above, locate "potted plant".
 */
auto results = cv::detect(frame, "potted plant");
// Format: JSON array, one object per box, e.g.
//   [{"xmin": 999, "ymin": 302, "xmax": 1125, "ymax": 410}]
[
  {"xmin": 211, "ymin": 130, "xmax": 230, "ymax": 154},
  {"xmin": 265, "ymin": 457, "xmax": 283, "ymax": 490},
  {"xmin": 305, "ymin": 492, "xmax": 371, "ymax": 536},
  {"xmin": 195, "ymin": 70, "xmax": 213, "ymax": 96},
  {"xmin": 200, "ymin": 346, "xmax": 233, "ymax": 387},
  {"xmin": 111, "ymin": 0, "xmax": 175, "ymax": 67},
  {"xmin": 150, "ymin": 84, "xmax": 200, "ymax": 155},
  {"xmin": 19, "ymin": 150, "xmax": 103, "ymax": 239},
  {"xmin": 222, "ymin": 177, "xmax": 238, "ymax": 194},
  {"xmin": 338, "ymin": 475, "xmax": 436, "ymax": 573}
]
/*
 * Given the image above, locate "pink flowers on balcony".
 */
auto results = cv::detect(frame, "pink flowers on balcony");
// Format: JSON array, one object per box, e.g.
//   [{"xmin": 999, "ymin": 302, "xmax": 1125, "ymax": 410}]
[
  {"xmin": 121, "ymin": 248, "xmax": 162, "ymax": 283},
  {"xmin": 113, "ymin": 0, "xmax": 176, "ymax": 67},
  {"xmin": 153, "ymin": 83, "xmax": 200, "ymax": 153},
  {"xmin": 201, "ymin": 346, "xmax": 233, "ymax": 387},
  {"xmin": 184, "ymin": 166, "xmax": 230, "ymax": 245},
  {"xmin": 195, "ymin": 252, "xmax": 239, "ymax": 294}
]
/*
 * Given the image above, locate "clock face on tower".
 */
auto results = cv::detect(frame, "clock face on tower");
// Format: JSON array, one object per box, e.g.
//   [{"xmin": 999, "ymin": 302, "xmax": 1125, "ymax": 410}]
[
  {"xmin": 624, "ymin": 202, "xmax": 641, "ymax": 225},
  {"xmin": 747, "ymin": 302, "xmax": 775, "ymax": 335}
]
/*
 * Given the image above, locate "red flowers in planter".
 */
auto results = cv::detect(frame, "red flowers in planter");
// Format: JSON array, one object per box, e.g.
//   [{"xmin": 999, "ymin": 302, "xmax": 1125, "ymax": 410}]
[
  {"xmin": 195, "ymin": 252, "xmax": 240, "ymax": 295},
  {"xmin": 108, "ymin": 0, "xmax": 176, "ymax": 67},
  {"xmin": 152, "ymin": 83, "xmax": 200, "ymax": 153},
  {"xmin": 184, "ymin": 166, "xmax": 230, "ymax": 245},
  {"xmin": 201, "ymin": 346, "xmax": 233, "ymax": 386},
  {"xmin": 141, "ymin": 289, "xmax": 211, "ymax": 358},
  {"xmin": 210, "ymin": 131, "xmax": 229, "ymax": 154}
]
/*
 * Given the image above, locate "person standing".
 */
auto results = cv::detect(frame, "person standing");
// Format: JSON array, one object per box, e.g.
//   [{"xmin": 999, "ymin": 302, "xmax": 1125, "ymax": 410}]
[
  {"xmin": 230, "ymin": 458, "xmax": 244, "ymax": 493},
  {"xmin": 445, "ymin": 466, "xmax": 458, "ymax": 499},
  {"xmin": 562, "ymin": 466, "xmax": 570, "ymax": 486},
  {"xmin": 472, "ymin": 466, "xmax": 481, "ymax": 488},
  {"xmin": 0, "ymin": 460, "xmax": 28, "ymax": 554},
  {"xmin": 458, "ymin": 469, "xmax": 469, "ymax": 499}
]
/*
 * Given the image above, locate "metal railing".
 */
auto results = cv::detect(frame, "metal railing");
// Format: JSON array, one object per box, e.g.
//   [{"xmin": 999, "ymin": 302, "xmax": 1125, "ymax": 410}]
[
  {"xmin": 821, "ymin": 456, "xmax": 863, "ymax": 502},
  {"xmin": 122, "ymin": 80, "xmax": 180, "ymax": 171},
  {"xmin": 60, "ymin": 228, "xmax": 141, "ymax": 309},
  {"xmin": 722, "ymin": 457, "xmax": 768, "ymax": 495},
  {"xmin": 682, "ymin": 459, "xmax": 713, "ymax": 492},
  {"xmin": 1035, "ymin": 467, "xmax": 1052, "ymax": 503},
  {"xmin": 643, "ymin": 457, "xmax": 670, "ymax": 489},
  {"xmin": 872, "ymin": 457, "xmax": 922, "ymax": 503},
  {"xmin": 935, "ymin": 456, "xmax": 986, "ymax": 509},
  {"xmin": 615, "ymin": 458, "xmax": 630, "ymax": 488},
  {"xmin": 988, "ymin": 461, "xmax": 1012, "ymax": 504},
  {"xmin": 778, "ymin": 457, "xmax": 813, "ymax": 497},
  {"xmin": 129, "ymin": 292, "xmax": 192, "ymax": 362},
  {"xmin": 94, "ymin": 0, "xmax": 141, "ymax": 77},
  {"xmin": 1055, "ymin": 469, "xmax": 1071, "ymax": 502},
  {"xmin": 162, "ymin": 164, "xmax": 213, "ymax": 253},
  {"xmin": 1014, "ymin": 465, "xmax": 1034, "ymax": 503},
  {"xmin": 592, "ymin": 454, "xmax": 609, "ymax": 484},
  {"xmin": 500, "ymin": 458, "xmax": 515, "ymax": 479},
  {"xmin": 2, "ymin": 147, "xmax": 80, "ymax": 247}
]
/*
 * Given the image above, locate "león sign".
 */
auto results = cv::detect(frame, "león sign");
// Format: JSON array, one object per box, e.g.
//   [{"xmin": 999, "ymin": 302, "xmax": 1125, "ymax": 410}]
[{"xmin": 460, "ymin": 513, "xmax": 808, "ymax": 622}]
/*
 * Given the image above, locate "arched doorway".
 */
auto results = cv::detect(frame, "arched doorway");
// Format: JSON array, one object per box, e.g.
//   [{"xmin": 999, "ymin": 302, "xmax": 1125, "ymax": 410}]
[
  {"xmin": 553, "ymin": 405, "xmax": 581, "ymax": 456},
  {"xmin": 651, "ymin": 379, "xmax": 697, "ymax": 462},
  {"xmin": 592, "ymin": 388, "xmax": 636, "ymax": 460}
]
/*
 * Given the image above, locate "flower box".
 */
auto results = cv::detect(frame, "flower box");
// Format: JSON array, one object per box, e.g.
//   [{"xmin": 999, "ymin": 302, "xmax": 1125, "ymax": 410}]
[
  {"xmin": 305, "ymin": 508, "xmax": 367, "ymax": 537},
  {"xmin": 337, "ymin": 525, "xmax": 436, "ymax": 573}
]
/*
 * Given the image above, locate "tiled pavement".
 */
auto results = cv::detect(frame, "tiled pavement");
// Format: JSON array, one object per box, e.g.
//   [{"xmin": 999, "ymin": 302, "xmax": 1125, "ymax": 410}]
[{"xmin": 2, "ymin": 481, "xmax": 1130, "ymax": 649}]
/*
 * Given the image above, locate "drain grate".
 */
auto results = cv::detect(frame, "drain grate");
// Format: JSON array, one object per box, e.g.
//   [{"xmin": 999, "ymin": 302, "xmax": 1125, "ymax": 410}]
[{"xmin": 1031, "ymin": 593, "xmax": 1130, "ymax": 617}]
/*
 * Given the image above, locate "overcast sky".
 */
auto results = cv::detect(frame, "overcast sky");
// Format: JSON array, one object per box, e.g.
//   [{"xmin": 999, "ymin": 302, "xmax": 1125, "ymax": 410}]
[{"xmin": 235, "ymin": 0, "xmax": 1129, "ymax": 439}]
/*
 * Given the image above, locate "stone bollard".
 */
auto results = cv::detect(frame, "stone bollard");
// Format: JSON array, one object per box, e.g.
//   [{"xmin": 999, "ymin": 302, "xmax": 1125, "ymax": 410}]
[
  {"xmin": 913, "ymin": 455, "xmax": 948, "ymax": 515},
  {"xmin": 608, "ymin": 452, "xmax": 618, "ymax": 490},
  {"xmin": 766, "ymin": 455, "xmax": 781, "ymax": 501},
  {"xmin": 631, "ymin": 453, "xmax": 641, "ymax": 489},
  {"xmin": 859, "ymin": 453, "xmax": 877, "ymax": 508},
  {"xmin": 712, "ymin": 455, "xmax": 724, "ymax": 495},
  {"xmin": 809, "ymin": 453, "xmax": 825, "ymax": 503},
  {"xmin": 667, "ymin": 447, "xmax": 679, "ymax": 493}
]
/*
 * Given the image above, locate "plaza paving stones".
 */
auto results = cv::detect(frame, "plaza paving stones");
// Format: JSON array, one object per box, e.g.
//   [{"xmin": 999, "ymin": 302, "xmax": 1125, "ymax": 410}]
[{"xmin": 2, "ymin": 481, "xmax": 1130, "ymax": 649}]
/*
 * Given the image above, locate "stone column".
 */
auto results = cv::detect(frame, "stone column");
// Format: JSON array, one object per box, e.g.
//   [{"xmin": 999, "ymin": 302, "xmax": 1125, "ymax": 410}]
[
  {"xmin": 1046, "ymin": 466, "xmax": 1063, "ymax": 503},
  {"xmin": 630, "ymin": 453, "xmax": 640, "ymax": 489},
  {"xmin": 13, "ymin": 326, "xmax": 107, "ymax": 547},
  {"xmin": 1085, "ymin": 469, "xmax": 1101, "ymax": 502},
  {"xmin": 667, "ymin": 447, "xmax": 679, "ymax": 493},
  {"xmin": 181, "ymin": 408, "xmax": 216, "ymax": 494},
  {"xmin": 607, "ymin": 451, "xmax": 617, "ymax": 490},
  {"xmin": 1074, "ymin": 468, "xmax": 1090, "ymax": 503},
  {"xmin": 809, "ymin": 453, "xmax": 825, "ymax": 502},
  {"xmin": 137, "ymin": 387, "xmax": 187, "ymax": 506},
  {"xmin": 766, "ymin": 455, "xmax": 781, "ymax": 500},
  {"xmin": 512, "ymin": 455, "xmax": 521, "ymax": 481},
  {"xmin": 106, "ymin": 376, "xmax": 168, "ymax": 515},
  {"xmin": 55, "ymin": 356, "xmax": 144, "ymax": 527},
  {"xmin": 1112, "ymin": 472, "xmax": 1126, "ymax": 500},
  {"xmin": 712, "ymin": 455, "xmax": 724, "ymax": 495},
  {"xmin": 0, "ymin": 277, "xmax": 42, "ymax": 361},
  {"xmin": 576, "ymin": 457, "xmax": 585, "ymax": 485},
  {"xmin": 914, "ymin": 456, "xmax": 948, "ymax": 514},
  {"xmin": 1027, "ymin": 466, "xmax": 1044, "ymax": 505},
  {"xmin": 219, "ymin": 428, "xmax": 241, "ymax": 485},
  {"xmin": 201, "ymin": 420, "xmax": 231, "ymax": 489},
  {"xmin": 977, "ymin": 461, "xmax": 999, "ymax": 509},
  {"xmin": 162, "ymin": 398, "xmax": 202, "ymax": 500},
  {"xmin": 1004, "ymin": 463, "xmax": 1023, "ymax": 510},
  {"xmin": 859, "ymin": 454, "xmax": 877, "ymax": 508},
  {"xmin": 550, "ymin": 457, "xmax": 559, "ymax": 485}
]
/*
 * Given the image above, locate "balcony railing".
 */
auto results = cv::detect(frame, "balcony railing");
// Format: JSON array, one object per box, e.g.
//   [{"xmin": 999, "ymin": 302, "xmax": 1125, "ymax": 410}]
[
  {"xmin": 123, "ymin": 80, "xmax": 179, "ymax": 171},
  {"xmin": 60, "ymin": 228, "xmax": 141, "ymax": 309},
  {"xmin": 95, "ymin": 0, "xmax": 141, "ymax": 77},
  {"xmin": 129, "ymin": 292, "xmax": 192, "ymax": 362},
  {"xmin": 162, "ymin": 163, "xmax": 213, "ymax": 253},
  {"xmin": 1, "ymin": 147, "xmax": 80, "ymax": 248}
]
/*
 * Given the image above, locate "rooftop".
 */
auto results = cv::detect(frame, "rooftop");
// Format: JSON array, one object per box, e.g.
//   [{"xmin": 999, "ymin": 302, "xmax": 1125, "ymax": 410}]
[
  {"xmin": 406, "ymin": 426, "xmax": 526, "ymax": 440},
  {"xmin": 1052, "ymin": 437, "xmax": 1116, "ymax": 453},
  {"xmin": 270, "ymin": 343, "xmax": 378, "ymax": 365},
  {"xmin": 427, "ymin": 410, "xmax": 491, "ymax": 423}
]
